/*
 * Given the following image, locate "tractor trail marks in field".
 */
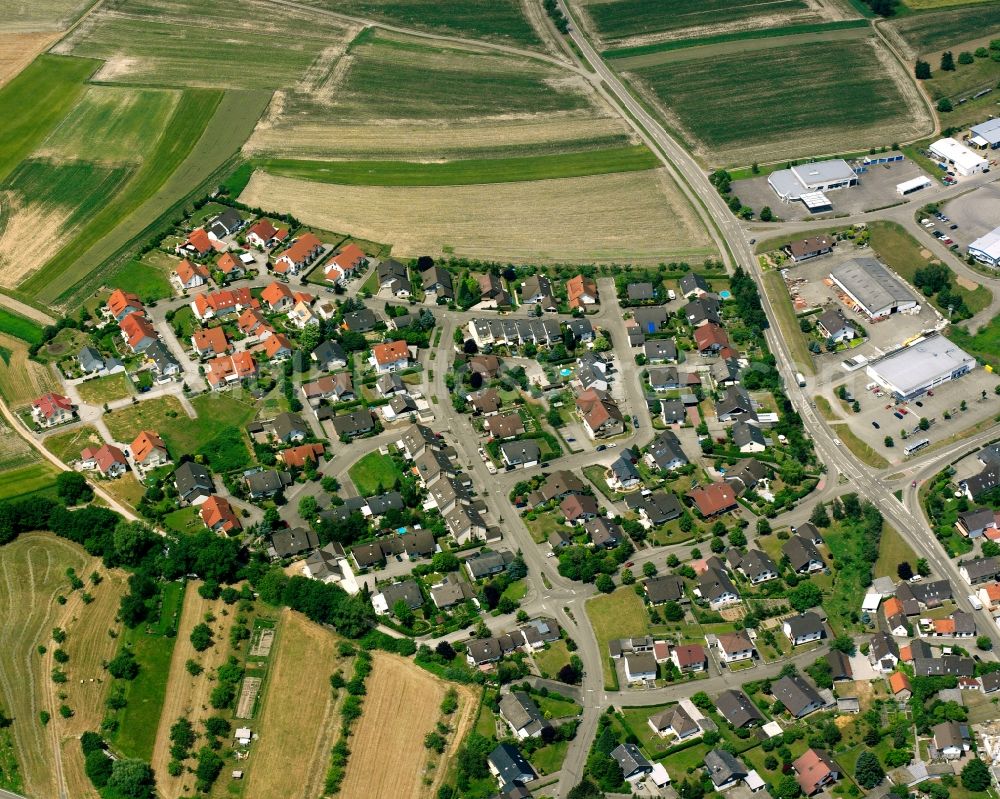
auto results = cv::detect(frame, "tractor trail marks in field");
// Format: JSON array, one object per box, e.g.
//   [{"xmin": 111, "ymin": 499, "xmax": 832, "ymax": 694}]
[
  {"xmin": 149, "ymin": 581, "xmax": 239, "ymax": 799},
  {"xmin": 339, "ymin": 652, "xmax": 477, "ymax": 799},
  {"xmin": 242, "ymin": 610, "xmax": 345, "ymax": 799},
  {"xmin": 240, "ymin": 168, "xmax": 715, "ymax": 264},
  {"xmin": 0, "ymin": 534, "xmax": 92, "ymax": 798}
]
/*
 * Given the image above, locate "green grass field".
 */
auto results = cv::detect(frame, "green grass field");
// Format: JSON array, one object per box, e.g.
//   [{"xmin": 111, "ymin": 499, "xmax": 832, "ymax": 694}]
[
  {"xmin": 297, "ymin": 0, "xmax": 541, "ymax": 46},
  {"xmin": 164, "ymin": 506, "xmax": 202, "ymax": 535},
  {"xmin": 108, "ymin": 251, "xmax": 176, "ymax": 302},
  {"xmin": 762, "ymin": 271, "xmax": 815, "ymax": 375},
  {"xmin": 535, "ymin": 694, "xmax": 580, "ymax": 719},
  {"xmin": 39, "ymin": 85, "xmax": 180, "ymax": 164},
  {"xmin": 22, "ymin": 89, "xmax": 222, "ymax": 303},
  {"xmin": 888, "ymin": 4, "xmax": 1000, "ymax": 55},
  {"xmin": 585, "ymin": 588, "xmax": 649, "ymax": 688},
  {"xmin": 604, "ymin": 19, "xmax": 869, "ymax": 59},
  {"xmin": 948, "ymin": 314, "xmax": 1000, "ymax": 371},
  {"xmin": 42, "ymin": 425, "xmax": 103, "ymax": 464},
  {"xmin": 349, "ymin": 451, "xmax": 404, "ymax": 495},
  {"xmin": 529, "ymin": 740, "xmax": 568, "ymax": 776},
  {"xmin": 76, "ymin": 372, "xmax": 134, "ymax": 404},
  {"xmin": 103, "ymin": 394, "xmax": 257, "ymax": 473},
  {"xmin": 0, "ymin": 462, "xmax": 60, "ymax": 501},
  {"xmin": 0, "ymin": 55, "xmax": 99, "ymax": 184},
  {"xmin": 0, "ymin": 309, "xmax": 43, "ymax": 345},
  {"xmin": 64, "ymin": 0, "xmax": 353, "ymax": 89},
  {"xmin": 873, "ymin": 524, "xmax": 918, "ymax": 580},
  {"xmin": 626, "ymin": 38, "xmax": 915, "ymax": 154},
  {"xmin": 112, "ymin": 580, "xmax": 185, "ymax": 760},
  {"xmin": 581, "ymin": 0, "xmax": 814, "ymax": 42},
  {"xmin": 830, "ymin": 423, "xmax": 890, "ymax": 469},
  {"xmin": 532, "ymin": 641, "xmax": 572, "ymax": 679},
  {"xmin": 258, "ymin": 146, "xmax": 658, "ymax": 186},
  {"xmin": 49, "ymin": 89, "xmax": 270, "ymax": 307}
]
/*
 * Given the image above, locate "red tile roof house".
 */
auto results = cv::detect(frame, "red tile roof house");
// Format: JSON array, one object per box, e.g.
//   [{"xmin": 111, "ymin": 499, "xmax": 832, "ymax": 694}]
[
  {"xmin": 178, "ymin": 227, "xmax": 215, "ymax": 257},
  {"xmin": 119, "ymin": 312, "xmax": 158, "ymax": 353},
  {"xmin": 576, "ymin": 389, "xmax": 625, "ymax": 439},
  {"xmin": 301, "ymin": 374, "xmax": 353, "ymax": 407},
  {"xmin": 200, "ymin": 495, "xmax": 242, "ymax": 534},
  {"xmin": 260, "ymin": 332, "xmax": 294, "ymax": 363},
  {"xmin": 191, "ymin": 327, "xmax": 231, "ymax": 359},
  {"xmin": 130, "ymin": 430, "xmax": 170, "ymax": 470},
  {"xmin": 32, "ymin": 393, "xmax": 76, "ymax": 428},
  {"xmin": 670, "ymin": 644, "xmax": 707, "ymax": 673},
  {"xmin": 371, "ymin": 340, "xmax": 410, "ymax": 374},
  {"xmin": 246, "ymin": 219, "xmax": 288, "ymax": 250},
  {"xmin": 279, "ymin": 443, "xmax": 325, "ymax": 468},
  {"xmin": 323, "ymin": 242, "xmax": 367, "ymax": 283},
  {"xmin": 173, "ymin": 258, "xmax": 210, "ymax": 291},
  {"xmin": 694, "ymin": 322, "xmax": 731, "ymax": 354},
  {"xmin": 237, "ymin": 308, "xmax": 274, "ymax": 343},
  {"xmin": 261, "ymin": 281, "xmax": 295, "ymax": 312},
  {"xmin": 273, "ymin": 233, "xmax": 324, "ymax": 275},
  {"xmin": 215, "ymin": 252, "xmax": 245, "ymax": 280},
  {"xmin": 81, "ymin": 444, "xmax": 128, "ymax": 478},
  {"xmin": 567, "ymin": 275, "xmax": 599, "ymax": 309},
  {"xmin": 206, "ymin": 352, "xmax": 257, "ymax": 390},
  {"xmin": 190, "ymin": 287, "xmax": 256, "ymax": 322},
  {"xmin": 106, "ymin": 289, "xmax": 144, "ymax": 321},
  {"xmin": 792, "ymin": 749, "xmax": 839, "ymax": 796},
  {"xmin": 687, "ymin": 482, "xmax": 738, "ymax": 518},
  {"xmin": 560, "ymin": 493, "xmax": 600, "ymax": 525}
]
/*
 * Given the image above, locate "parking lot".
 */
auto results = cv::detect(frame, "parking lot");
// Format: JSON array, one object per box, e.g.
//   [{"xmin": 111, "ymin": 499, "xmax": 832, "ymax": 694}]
[
  {"xmin": 776, "ymin": 242, "xmax": 942, "ymax": 367},
  {"xmin": 734, "ymin": 157, "xmax": 931, "ymax": 222},
  {"xmin": 942, "ymin": 182, "xmax": 1000, "ymax": 252},
  {"xmin": 824, "ymin": 364, "xmax": 1000, "ymax": 461}
]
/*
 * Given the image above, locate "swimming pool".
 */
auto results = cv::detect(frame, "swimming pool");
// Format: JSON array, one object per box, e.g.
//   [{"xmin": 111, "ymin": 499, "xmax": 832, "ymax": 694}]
[{"xmin": 559, "ymin": 368, "xmax": 572, "ymax": 377}]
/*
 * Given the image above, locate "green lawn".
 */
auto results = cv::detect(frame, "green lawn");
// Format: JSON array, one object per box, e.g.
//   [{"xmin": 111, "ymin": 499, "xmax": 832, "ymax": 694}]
[
  {"xmin": 501, "ymin": 578, "xmax": 527, "ymax": 602},
  {"xmin": 830, "ymin": 423, "xmax": 889, "ymax": 469},
  {"xmin": 76, "ymin": 372, "xmax": 134, "ymax": 404},
  {"xmin": 43, "ymin": 425, "xmax": 103, "ymax": 464},
  {"xmin": 533, "ymin": 640, "xmax": 572, "ymax": 679},
  {"xmin": 529, "ymin": 740, "xmax": 568, "ymax": 776},
  {"xmin": 0, "ymin": 309, "xmax": 43, "ymax": 345},
  {"xmin": 824, "ymin": 516, "xmax": 886, "ymax": 635},
  {"xmin": 348, "ymin": 451, "xmax": 404, "ymax": 495},
  {"xmin": 762, "ymin": 271, "xmax": 814, "ymax": 374},
  {"xmin": 0, "ymin": 462, "xmax": 60, "ymax": 501},
  {"xmin": 585, "ymin": 588, "xmax": 650, "ymax": 688},
  {"xmin": 164, "ymin": 506, "xmax": 203, "ymax": 535},
  {"xmin": 258, "ymin": 146, "xmax": 658, "ymax": 186},
  {"xmin": 112, "ymin": 581, "xmax": 183, "ymax": 759},
  {"xmin": 523, "ymin": 511, "xmax": 571, "ymax": 544},
  {"xmin": 109, "ymin": 251, "xmax": 176, "ymax": 303},
  {"xmin": 949, "ymin": 313, "xmax": 1000, "ymax": 371},
  {"xmin": 0, "ymin": 54, "xmax": 100, "ymax": 183},
  {"xmin": 535, "ymin": 694, "xmax": 581, "ymax": 719},
  {"xmin": 873, "ymin": 523, "xmax": 918, "ymax": 580}
]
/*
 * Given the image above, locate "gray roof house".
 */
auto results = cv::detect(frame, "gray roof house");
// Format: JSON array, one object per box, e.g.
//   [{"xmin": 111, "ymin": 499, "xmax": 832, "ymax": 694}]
[
  {"xmin": 704, "ymin": 749, "xmax": 748, "ymax": 789},
  {"xmin": 716, "ymin": 689, "xmax": 764, "ymax": 727},
  {"xmin": 783, "ymin": 535, "xmax": 825, "ymax": 573},
  {"xmin": 784, "ymin": 612, "xmax": 825, "ymax": 645},
  {"xmin": 488, "ymin": 743, "xmax": 536, "ymax": 787},
  {"xmin": 644, "ymin": 339, "xmax": 678, "ymax": 363},
  {"xmin": 772, "ymin": 673, "xmax": 824, "ymax": 717},
  {"xmin": 500, "ymin": 440, "xmax": 541, "ymax": 467},
  {"xmin": 499, "ymin": 692, "xmax": 549, "ymax": 739},
  {"xmin": 466, "ymin": 549, "xmax": 515, "ymax": 580},
  {"xmin": 643, "ymin": 574, "xmax": 685, "ymax": 605},
  {"xmin": 312, "ymin": 340, "xmax": 347, "ymax": 371},
  {"xmin": 737, "ymin": 549, "xmax": 779, "ymax": 584},
  {"xmin": 268, "ymin": 412, "xmax": 309, "ymax": 443},
  {"xmin": 626, "ymin": 282, "xmax": 656, "ymax": 302},
  {"xmin": 716, "ymin": 385, "xmax": 756, "ymax": 423},
  {"xmin": 611, "ymin": 743, "xmax": 653, "ymax": 782},
  {"xmin": 173, "ymin": 461, "xmax": 214, "ymax": 504},
  {"xmin": 646, "ymin": 430, "xmax": 688, "ymax": 471},
  {"xmin": 680, "ymin": 273, "xmax": 710, "ymax": 298},
  {"xmin": 330, "ymin": 409, "xmax": 375, "ymax": 438},
  {"xmin": 430, "ymin": 575, "xmax": 474, "ymax": 609},
  {"xmin": 245, "ymin": 469, "xmax": 293, "ymax": 499},
  {"xmin": 271, "ymin": 527, "xmax": 319, "ymax": 558},
  {"xmin": 625, "ymin": 491, "xmax": 683, "ymax": 525},
  {"xmin": 373, "ymin": 579, "xmax": 423, "ymax": 614},
  {"xmin": 733, "ymin": 421, "xmax": 766, "ymax": 453},
  {"xmin": 78, "ymin": 346, "xmax": 104, "ymax": 374}
]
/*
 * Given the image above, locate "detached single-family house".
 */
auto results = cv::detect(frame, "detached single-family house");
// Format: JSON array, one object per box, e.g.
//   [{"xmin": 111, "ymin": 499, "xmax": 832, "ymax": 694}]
[
  {"xmin": 576, "ymin": 390, "xmax": 625, "ymax": 439},
  {"xmin": 567, "ymin": 275, "xmax": 598, "ymax": 309},
  {"xmin": 960, "ymin": 557, "xmax": 1000, "ymax": 585},
  {"xmin": 783, "ymin": 535, "xmax": 825, "ymax": 573},
  {"xmin": 120, "ymin": 312, "xmax": 158, "ymax": 353},
  {"xmin": 31, "ymin": 393, "xmax": 76, "ymax": 428},
  {"xmin": 174, "ymin": 461, "xmax": 214, "ymax": 505},
  {"xmin": 772, "ymin": 673, "xmax": 824, "ymax": 718},
  {"xmin": 82, "ymin": 444, "xmax": 128, "ymax": 478},
  {"xmin": 130, "ymin": 430, "xmax": 170, "ymax": 470},
  {"xmin": 646, "ymin": 430, "xmax": 687, "ymax": 471},
  {"xmin": 312, "ymin": 340, "xmax": 347, "ymax": 372},
  {"xmin": 783, "ymin": 612, "xmax": 824, "ymax": 646},
  {"xmin": 716, "ymin": 689, "xmax": 764, "ymax": 727},
  {"xmin": 422, "ymin": 266, "xmax": 454, "ymax": 300},
  {"xmin": 371, "ymin": 340, "xmax": 410, "ymax": 374},
  {"xmin": 377, "ymin": 259, "xmax": 411, "ymax": 297},
  {"xmin": 624, "ymin": 652, "xmax": 658, "ymax": 683},
  {"xmin": 816, "ymin": 309, "xmax": 857, "ymax": 343},
  {"xmin": 323, "ymin": 242, "xmax": 366, "ymax": 282},
  {"xmin": 192, "ymin": 327, "xmax": 231, "ymax": 358},
  {"xmin": 793, "ymin": 749, "xmax": 839, "ymax": 796},
  {"xmin": 246, "ymin": 219, "xmax": 287, "ymax": 250},
  {"xmin": 106, "ymin": 289, "xmax": 143, "ymax": 321},
  {"xmin": 488, "ymin": 744, "xmax": 536, "ymax": 787},
  {"xmin": 715, "ymin": 631, "xmax": 756, "ymax": 664},
  {"xmin": 648, "ymin": 706, "xmax": 700, "ymax": 740},
  {"xmin": 687, "ymin": 483, "xmax": 738, "ymax": 518},
  {"xmin": 174, "ymin": 258, "xmax": 209, "ymax": 290},
  {"xmin": 671, "ymin": 644, "xmax": 707, "ymax": 673},
  {"xmin": 560, "ymin": 493, "xmax": 600, "ymax": 524},
  {"xmin": 957, "ymin": 508, "xmax": 999, "ymax": 539},
  {"xmin": 612, "ymin": 743, "xmax": 653, "ymax": 783},
  {"xmin": 207, "ymin": 208, "xmax": 245, "ymax": 240},
  {"xmin": 932, "ymin": 721, "xmax": 971, "ymax": 760},
  {"xmin": 245, "ymin": 469, "xmax": 293, "ymax": 500},
  {"xmin": 698, "ymin": 567, "xmax": 740, "ymax": 608},
  {"xmin": 705, "ymin": 749, "xmax": 748, "ymax": 791},
  {"xmin": 500, "ymin": 441, "xmax": 541, "ymax": 468},
  {"xmin": 499, "ymin": 692, "xmax": 549, "ymax": 740},
  {"xmin": 737, "ymin": 550, "xmax": 778, "ymax": 585},
  {"xmin": 200, "ymin": 495, "xmax": 241, "ymax": 534},
  {"xmin": 680, "ymin": 273, "xmax": 710, "ymax": 299}
]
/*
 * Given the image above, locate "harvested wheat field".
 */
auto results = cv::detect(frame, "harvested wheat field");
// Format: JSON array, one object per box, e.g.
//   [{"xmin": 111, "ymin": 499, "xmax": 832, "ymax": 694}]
[
  {"xmin": 0, "ymin": 533, "xmax": 91, "ymax": 799},
  {"xmin": 241, "ymin": 169, "xmax": 715, "ymax": 264},
  {"xmin": 149, "ymin": 581, "xmax": 239, "ymax": 799},
  {"xmin": 0, "ymin": 332, "xmax": 61, "ymax": 406},
  {"xmin": 339, "ymin": 652, "xmax": 478, "ymax": 799},
  {"xmin": 242, "ymin": 610, "xmax": 343, "ymax": 799},
  {"xmin": 0, "ymin": 32, "xmax": 61, "ymax": 87}
]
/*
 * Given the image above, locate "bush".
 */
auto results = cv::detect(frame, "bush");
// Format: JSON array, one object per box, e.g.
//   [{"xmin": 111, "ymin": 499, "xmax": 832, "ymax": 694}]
[
  {"xmin": 84, "ymin": 750, "xmax": 113, "ymax": 789},
  {"xmin": 189, "ymin": 623, "xmax": 213, "ymax": 652}
]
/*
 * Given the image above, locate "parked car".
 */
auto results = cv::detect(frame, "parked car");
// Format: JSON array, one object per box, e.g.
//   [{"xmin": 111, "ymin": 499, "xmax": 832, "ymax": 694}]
[
  {"xmin": 872, "ymin": 421, "xmax": 880, "ymax": 429},
  {"xmin": 950, "ymin": 224, "xmax": 959, "ymax": 230},
  {"xmin": 596, "ymin": 444, "xmax": 607, "ymax": 452}
]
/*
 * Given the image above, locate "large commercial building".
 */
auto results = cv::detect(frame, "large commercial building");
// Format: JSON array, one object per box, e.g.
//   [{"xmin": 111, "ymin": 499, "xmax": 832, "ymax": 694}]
[
  {"xmin": 929, "ymin": 138, "xmax": 988, "ymax": 176},
  {"xmin": 768, "ymin": 159, "xmax": 858, "ymax": 201},
  {"xmin": 866, "ymin": 335, "xmax": 976, "ymax": 400},
  {"xmin": 970, "ymin": 118, "xmax": 1000, "ymax": 150},
  {"xmin": 830, "ymin": 258, "xmax": 918, "ymax": 319},
  {"xmin": 969, "ymin": 226, "xmax": 1000, "ymax": 268}
]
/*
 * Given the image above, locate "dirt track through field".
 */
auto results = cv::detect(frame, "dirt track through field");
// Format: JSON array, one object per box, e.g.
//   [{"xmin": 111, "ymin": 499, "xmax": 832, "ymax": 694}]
[
  {"xmin": 241, "ymin": 168, "xmax": 715, "ymax": 263},
  {"xmin": 149, "ymin": 582, "xmax": 239, "ymax": 799},
  {"xmin": 339, "ymin": 652, "xmax": 476, "ymax": 799},
  {"xmin": 242, "ymin": 610, "xmax": 343, "ymax": 799}
]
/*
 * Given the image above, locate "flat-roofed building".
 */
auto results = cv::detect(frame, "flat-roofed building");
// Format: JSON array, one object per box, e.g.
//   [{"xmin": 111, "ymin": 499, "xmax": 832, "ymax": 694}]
[
  {"xmin": 830, "ymin": 257, "xmax": 917, "ymax": 319},
  {"xmin": 969, "ymin": 226, "xmax": 1000, "ymax": 268},
  {"xmin": 768, "ymin": 159, "xmax": 857, "ymax": 201},
  {"xmin": 970, "ymin": 118, "xmax": 1000, "ymax": 149},
  {"xmin": 865, "ymin": 334, "xmax": 976, "ymax": 401},
  {"xmin": 930, "ymin": 137, "xmax": 987, "ymax": 175}
]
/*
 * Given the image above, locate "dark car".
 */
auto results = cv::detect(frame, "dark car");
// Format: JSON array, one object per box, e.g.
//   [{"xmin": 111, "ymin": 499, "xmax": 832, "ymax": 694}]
[
  {"xmin": 872, "ymin": 421, "xmax": 880, "ymax": 429},
  {"xmin": 596, "ymin": 444, "xmax": 607, "ymax": 452},
  {"xmin": 915, "ymin": 400, "xmax": 923, "ymax": 407},
  {"xmin": 950, "ymin": 224, "xmax": 958, "ymax": 230}
]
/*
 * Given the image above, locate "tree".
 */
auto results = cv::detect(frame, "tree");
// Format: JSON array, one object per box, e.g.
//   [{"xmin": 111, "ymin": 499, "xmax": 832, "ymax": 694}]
[
  {"xmin": 106, "ymin": 758, "xmax": 156, "ymax": 799},
  {"xmin": 789, "ymin": 582, "xmax": 822, "ymax": 612},
  {"xmin": 941, "ymin": 50, "xmax": 955, "ymax": 71},
  {"xmin": 897, "ymin": 561, "xmax": 913, "ymax": 581},
  {"xmin": 977, "ymin": 635, "xmax": 993, "ymax": 651},
  {"xmin": 961, "ymin": 757, "xmax": 991, "ymax": 791},
  {"xmin": 809, "ymin": 502, "xmax": 830, "ymax": 528},
  {"xmin": 297, "ymin": 495, "xmax": 318, "ymax": 521},
  {"xmin": 855, "ymin": 751, "xmax": 885, "ymax": 789},
  {"xmin": 776, "ymin": 774, "xmax": 802, "ymax": 799},
  {"xmin": 760, "ymin": 206, "xmax": 774, "ymax": 222},
  {"xmin": 643, "ymin": 561, "xmax": 657, "ymax": 578},
  {"xmin": 937, "ymin": 98, "xmax": 953, "ymax": 112},
  {"xmin": 393, "ymin": 599, "xmax": 415, "ymax": 627},
  {"xmin": 663, "ymin": 601, "xmax": 684, "ymax": 622},
  {"xmin": 884, "ymin": 436, "xmax": 895, "ymax": 448},
  {"xmin": 85, "ymin": 750, "xmax": 114, "ymax": 788},
  {"xmin": 918, "ymin": 417, "xmax": 930, "ymax": 431},
  {"xmin": 189, "ymin": 623, "xmax": 214, "ymax": 652},
  {"xmin": 567, "ymin": 778, "xmax": 604, "ymax": 799},
  {"xmin": 916, "ymin": 557, "xmax": 930, "ymax": 575},
  {"xmin": 915, "ymin": 59, "xmax": 931, "ymax": 79},
  {"xmin": 436, "ymin": 641, "xmax": 456, "ymax": 661},
  {"xmin": 57, "ymin": 471, "xmax": 93, "ymax": 506},
  {"xmin": 595, "ymin": 574, "xmax": 614, "ymax": 593},
  {"xmin": 958, "ymin": 50, "xmax": 974, "ymax": 64},
  {"xmin": 620, "ymin": 568, "xmax": 635, "ymax": 585},
  {"xmin": 107, "ymin": 650, "xmax": 140, "ymax": 680}
]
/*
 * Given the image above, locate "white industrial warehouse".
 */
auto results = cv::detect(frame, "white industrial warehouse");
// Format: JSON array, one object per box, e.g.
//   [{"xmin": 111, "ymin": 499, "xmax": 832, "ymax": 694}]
[
  {"xmin": 830, "ymin": 257, "xmax": 918, "ymax": 319},
  {"xmin": 866, "ymin": 335, "xmax": 976, "ymax": 401},
  {"xmin": 969, "ymin": 226, "xmax": 1000, "ymax": 268},
  {"xmin": 929, "ymin": 137, "xmax": 988, "ymax": 176},
  {"xmin": 970, "ymin": 118, "xmax": 1000, "ymax": 150},
  {"xmin": 768, "ymin": 159, "xmax": 858, "ymax": 202}
]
